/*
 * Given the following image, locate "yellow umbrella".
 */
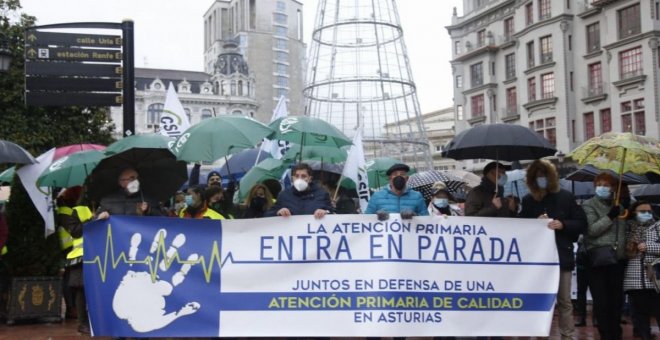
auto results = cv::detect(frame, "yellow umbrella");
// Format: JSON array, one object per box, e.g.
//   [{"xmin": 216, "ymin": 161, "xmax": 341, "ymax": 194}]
[{"xmin": 569, "ymin": 132, "xmax": 660, "ymax": 204}]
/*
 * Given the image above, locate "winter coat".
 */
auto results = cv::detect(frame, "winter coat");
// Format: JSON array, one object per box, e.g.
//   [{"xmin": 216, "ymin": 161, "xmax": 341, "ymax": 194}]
[
  {"xmin": 265, "ymin": 182, "xmax": 333, "ymax": 216},
  {"xmin": 519, "ymin": 189, "xmax": 587, "ymax": 270},
  {"xmin": 582, "ymin": 196, "xmax": 627, "ymax": 260},
  {"xmin": 624, "ymin": 219, "xmax": 660, "ymax": 291},
  {"xmin": 364, "ymin": 186, "xmax": 428, "ymax": 216},
  {"xmin": 428, "ymin": 202, "xmax": 461, "ymax": 216},
  {"xmin": 97, "ymin": 190, "xmax": 163, "ymax": 217},
  {"xmin": 464, "ymin": 177, "xmax": 515, "ymax": 217}
]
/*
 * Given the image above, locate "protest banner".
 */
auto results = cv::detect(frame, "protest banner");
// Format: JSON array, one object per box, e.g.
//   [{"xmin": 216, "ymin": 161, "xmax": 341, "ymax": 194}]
[{"xmin": 83, "ymin": 215, "xmax": 558, "ymax": 337}]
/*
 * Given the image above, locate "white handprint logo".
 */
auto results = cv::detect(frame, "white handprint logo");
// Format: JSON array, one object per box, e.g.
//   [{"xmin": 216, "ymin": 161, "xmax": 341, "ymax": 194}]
[{"xmin": 112, "ymin": 229, "xmax": 200, "ymax": 333}]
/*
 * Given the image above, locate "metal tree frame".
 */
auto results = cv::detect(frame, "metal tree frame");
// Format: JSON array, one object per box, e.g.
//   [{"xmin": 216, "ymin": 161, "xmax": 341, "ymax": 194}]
[{"xmin": 304, "ymin": 0, "xmax": 432, "ymax": 170}]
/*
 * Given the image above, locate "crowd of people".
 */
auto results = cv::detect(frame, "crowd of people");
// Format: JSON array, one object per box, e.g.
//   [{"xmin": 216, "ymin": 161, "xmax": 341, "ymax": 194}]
[{"xmin": 18, "ymin": 157, "xmax": 660, "ymax": 338}]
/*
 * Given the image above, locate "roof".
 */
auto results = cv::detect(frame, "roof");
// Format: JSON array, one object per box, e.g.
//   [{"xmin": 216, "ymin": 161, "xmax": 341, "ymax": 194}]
[{"xmin": 135, "ymin": 68, "xmax": 212, "ymax": 94}]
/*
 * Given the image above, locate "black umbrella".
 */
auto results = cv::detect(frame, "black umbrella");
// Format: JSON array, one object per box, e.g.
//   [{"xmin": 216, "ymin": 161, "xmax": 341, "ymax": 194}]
[
  {"xmin": 442, "ymin": 124, "xmax": 556, "ymax": 161},
  {"xmin": 631, "ymin": 184, "xmax": 660, "ymax": 202},
  {"xmin": 565, "ymin": 165, "xmax": 650, "ymax": 185},
  {"xmin": 407, "ymin": 170, "xmax": 466, "ymax": 201},
  {"xmin": 87, "ymin": 148, "xmax": 188, "ymax": 202},
  {"xmin": 0, "ymin": 140, "xmax": 37, "ymax": 164}
]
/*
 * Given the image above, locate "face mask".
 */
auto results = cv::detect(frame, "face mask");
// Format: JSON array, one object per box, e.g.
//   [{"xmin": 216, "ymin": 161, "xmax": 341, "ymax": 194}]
[
  {"xmin": 536, "ymin": 177, "xmax": 548, "ymax": 189},
  {"xmin": 497, "ymin": 173, "xmax": 508, "ymax": 186},
  {"xmin": 595, "ymin": 186, "xmax": 611, "ymax": 199},
  {"xmin": 293, "ymin": 178, "xmax": 309, "ymax": 192},
  {"xmin": 126, "ymin": 179, "xmax": 140, "ymax": 194},
  {"xmin": 251, "ymin": 196, "xmax": 267, "ymax": 209},
  {"xmin": 174, "ymin": 202, "xmax": 186, "ymax": 211},
  {"xmin": 636, "ymin": 212, "xmax": 654, "ymax": 224},
  {"xmin": 392, "ymin": 176, "xmax": 406, "ymax": 191},
  {"xmin": 433, "ymin": 198, "xmax": 449, "ymax": 208},
  {"xmin": 184, "ymin": 195, "xmax": 193, "ymax": 206}
]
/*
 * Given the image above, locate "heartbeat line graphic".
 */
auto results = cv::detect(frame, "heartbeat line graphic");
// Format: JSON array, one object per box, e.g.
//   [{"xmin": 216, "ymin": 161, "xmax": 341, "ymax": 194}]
[{"xmin": 84, "ymin": 224, "xmax": 223, "ymax": 283}]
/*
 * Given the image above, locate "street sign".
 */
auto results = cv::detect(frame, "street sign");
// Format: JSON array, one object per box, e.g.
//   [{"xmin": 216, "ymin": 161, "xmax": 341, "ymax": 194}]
[
  {"xmin": 25, "ymin": 61, "xmax": 121, "ymax": 78},
  {"xmin": 25, "ymin": 47, "xmax": 122, "ymax": 62},
  {"xmin": 25, "ymin": 31, "xmax": 121, "ymax": 48},
  {"xmin": 26, "ymin": 77, "xmax": 122, "ymax": 92},
  {"xmin": 26, "ymin": 92, "xmax": 122, "ymax": 107}
]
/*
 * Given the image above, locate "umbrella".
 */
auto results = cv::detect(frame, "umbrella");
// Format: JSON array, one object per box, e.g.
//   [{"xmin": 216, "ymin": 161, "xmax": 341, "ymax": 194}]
[
  {"xmin": 442, "ymin": 123, "xmax": 556, "ymax": 161},
  {"xmin": 407, "ymin": 170, "xmax": 466, "ymax": 201},
  {"xmin": 37, "ymin": 150, "xmax": 104, "ymax": 188},
  {"xmin": 268, "ymin": 116, "xmax": 352, "ymax": 153},
  {"xmin": 105, "ymin": 133, "xmax": 173, "ymax": 155},
  {"xmin": 365, "ymin": 157, "xmax": 417, "ymax": 189},
  {"xmin": 631, "ymin": 184, "xmax": 660, "ymax": 202},
  {"xmin": 559, "ymin": 179, "xmax": 595, "ymax": 199},
  {"xmin": 502, "ymin": 169, "xmax": 529, "ymax": 198},
  {"xmin": 565, "ymin": 165, "xmax": 650, "ymax": 185},
  {"xmin": 53, "ymin": 143, "xmax": 105, "ymax": 160},
  {"xmin": 443, "ymin": 169, "xmax": 481, "ymax": 188},
  {"xmin": 0, "ymin": 140, "xmax": 37, "ymax": 164},
  {"xmin": 283, "ymin": 144, "xmax": 348, "ymax": 164},
  {"xmin": 569, "ymin": 132, "xmax": 660, "ymax": 203},
  {"xmin": 0, "ymin": 166, "xmax": 15, "ymax": 184},
  {"xmin": 88, "ymin": 144, "xmax": 187, "ymax": 202},
  {"xmin": 238, "ymin": 158, "xmax": 292, "ymax": 200},
  {"xmin": 172, "ymin": 116, "xmax": 273, "ymax": 163},
  {"xmin": 218, "ymin": 148, "xmax": 272, "ymax": 178}
]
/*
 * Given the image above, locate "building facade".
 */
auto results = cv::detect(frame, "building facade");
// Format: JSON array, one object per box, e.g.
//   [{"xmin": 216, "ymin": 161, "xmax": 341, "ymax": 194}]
[
  {"xmin": 447, "ymin": 0, "xmax": 660, "ymax": 171},
  {"xmin": 203, "ymin": 0, "xmax": 306, "ymax": 123}
]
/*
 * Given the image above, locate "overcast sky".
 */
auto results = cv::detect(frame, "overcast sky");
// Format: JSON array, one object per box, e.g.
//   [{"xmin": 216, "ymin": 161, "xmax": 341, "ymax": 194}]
[{"xmin": 19, "ymin": 0, "xmax": 462, "ymax": 113}]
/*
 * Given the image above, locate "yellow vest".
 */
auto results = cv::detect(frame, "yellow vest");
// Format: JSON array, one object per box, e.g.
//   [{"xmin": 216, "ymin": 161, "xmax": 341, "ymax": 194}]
[
  {"xmin": 65, "ymin": 206, "xmax": 93, "ymax": 261},
  {"xmin": 57, "ymin": 206, "xmax": 75, "ymax": 250},
  {"xmin": 1, "ymin": 245, "xmax": 7, "ymax": 256},
  {"xmin": 179, "ymin": 207, "xmax": 225, "ymax": 220}
]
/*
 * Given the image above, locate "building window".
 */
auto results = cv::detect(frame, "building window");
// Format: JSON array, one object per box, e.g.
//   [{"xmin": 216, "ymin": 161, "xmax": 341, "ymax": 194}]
[
  {"xmin": 147, "ymin": 103, "xmax": 164, "ymax": 125},
  {"xmin": 538, "ymin": 0, "xmax": 551, "ymax": 20},
  {"xmin": 276, "ymin": 0, "xmax": 286, "ymax": 11},
  {"xmin": 274, "ymin": 38, "xmax": 288, "ymax": 50},
  {"xmin": 276, "ymin": 51, "xmax": 288, "ymax": 62},
  {"xmin": 471, "ymin": 94, "xmax": 485, "ymax": 118},
  {"xmin": 276, "ymin": 63, "xmax": 288, "ymax": 74},
  {"xmin": 505, "ymin": 53, "xmax": 516, "ymax": 80},
  {"xmin": 232, "ymin": 110, "xmax": 243, "ymax": 115},
  {"xmin": 539, "ymin": 35, "xmax": 552, "ymax": 63},
  {"xmin": 584, "ymin": 112, "xmax": 595, "ymax": 139},
  {"xmin": 477, "ymin": 29, "xmax": 486, "ymax": 47},
  {"xmin": 274, "ymin": 26, "xmax": 287, "ymax": 37},
  {"xmin": 525, "ymin": 3, "xmax": 534, "ymax": 26},
  {"xmin": 586, "ymin": 22, "xmax": 600, "ymax": 53},
  {"xmin": 504, "ymin": 17, "xmax": 514, "ymax": 41},
  {"xmin": 454, "ymin": 40, "xmax": 461, "ymax": 54},
  {"xmin": 619, "ymin": 46, "xmax": 643, "ymax": 79},
  {"xmin": 506, "ymin": 87, "xmax": 517, "ymax": 116},
  {"xmin": 184, "ymin": 108, "xmax": 191, "ymax": 123},
  {"xmin": 533, "ymin": 117, "xmax": 556, "ymax": 145},
  {"xmin": 455, "ymin": 75, "xmax": 463, "ymax": 88},
  {"xmin": 231, "ymin": 80, "xmax": 237, "ymax": 95},
  {"xmin": 201, "ymin": 109, "xmax": 213, "ymax": 120},
  {"xmin": 457, "ymin": 105, "xmax": 464, "ymax": 120},
  {"xmin": 527, "ymin": 41, "xmax": 535, "ymax": 68},
  {"xmin": 470, "ymin": 62, "xmax": 483, "ymax": 87},
  {"xmin": 618, "ymin": 3, "xmax": 641, "ymax": 39},
  {"xmin": 276, "ymin": 76, "xmax": 288, "ymax": 88},
  {"xmin": 527, "ymin": 77, "xmax": 536, "ymax": 101},
  {"xmin": 600, "ymin": 108, "xmax": 611, "ymax": 133},
  {"xmin": 275, "ymin": 88, "xmax": 288, "ymax": 98},
  {"xmin": 621, "ymin": 99, "xmax": 645, "ymax": 134},
  {"xmin": 588, "ymin": 62, "xmax": 603, "ymax": 96},
  {"xmin": 273, "ymin": 13, "xmax": 287, "ymax": 25},
  {"xmin": 541, "ymin": 73, "xmax": 554, "ymax": 99}
]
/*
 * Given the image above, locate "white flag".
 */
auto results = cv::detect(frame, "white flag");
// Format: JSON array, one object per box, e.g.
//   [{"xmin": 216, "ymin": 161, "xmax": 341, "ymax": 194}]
[
  {"xmin": 341, "ymin": 129, "xmax": 370, "ymax": 212},
  {"xmin": 17, "ymin": 148, "xmax": 56, "ymax": 236},
  {"xmin": 261, "ymin": 96, "xmax": 289, "ymax": 160},
  {"xmin": 159, "ymin": 82, "xmax": 191, "ymax": 138}
]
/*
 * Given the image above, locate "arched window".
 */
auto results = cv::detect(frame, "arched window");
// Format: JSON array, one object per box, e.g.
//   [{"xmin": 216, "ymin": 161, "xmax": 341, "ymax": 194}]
[
  {"xmin": 220, "ymin": 81, "xmax": 225, "ymax": 95},
  {"xmin": 247, "ymin": 81, "xmax": 251, "ymax": 96},
  {"xmin": 184, "ymin": 108, "xmax": 192, "ymax": 123},
  {"xmin": 231, "ymin": 80, "xmax": 237, "ymax": 96},
  {"xmin": 238, "ymin": 80, "xmax": 243, "ymax": 96},
  {"xmin": 232, "ymin": 110, "xmax": 242, "ymax": 115},
  {"xmin": 201, "ymin": 109, "xmax": 213, "ymax": 120},
  {"xmin": 147, "ymin": 103, "xmax": 164, "ymax": 125},
  {"xmin": 214, "ymin": 82, "xmax": 219, "ymax": 94}
]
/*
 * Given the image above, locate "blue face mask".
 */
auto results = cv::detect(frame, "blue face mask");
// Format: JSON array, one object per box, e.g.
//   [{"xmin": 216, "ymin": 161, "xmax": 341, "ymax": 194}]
[
  {"xmin": 184, "ymin": 195, "xmax": 193, "ymax": 206},
  {"xmin": 636, "ymin": 212, "xmax": 654, "ymax": 224},
  {"xmin": 433, "ymin": 198, "xmax": 449, "ymax": 208},
  {"xmin": 595, "ymin": 186, "xmax": 611, "ymax": 199},
  {"xmin": 536, "ymin": 177, "xmax": 548, "ymax": 189},
  {"xmin": 497, "ymin": 173, "xmax": 508, "ymax": 186}
]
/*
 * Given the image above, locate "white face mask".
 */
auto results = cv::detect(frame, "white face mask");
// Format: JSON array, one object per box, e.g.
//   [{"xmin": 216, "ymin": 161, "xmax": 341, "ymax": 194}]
[
  {"xmin": 293, "ymin": 178, "xmax": 309, "ymax": 192},
  {"xmin": 126, "ymin": 179, "xmax": 140, "ymax": 194}
]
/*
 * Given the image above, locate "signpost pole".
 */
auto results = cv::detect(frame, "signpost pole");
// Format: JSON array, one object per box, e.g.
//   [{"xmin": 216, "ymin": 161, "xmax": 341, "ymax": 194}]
[{"xmin": 122, "ymin": 20, "xmax": 135, "ymax": 137}]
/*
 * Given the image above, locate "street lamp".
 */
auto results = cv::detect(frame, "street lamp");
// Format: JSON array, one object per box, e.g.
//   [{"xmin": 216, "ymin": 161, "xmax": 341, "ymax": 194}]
[
  {"xmin": 556, "ymin": 150, "xmax": 566, "ymax": 176},
  {"xmin": 0, "ymin": 33, "xmax": 12, "ymax": 72}
]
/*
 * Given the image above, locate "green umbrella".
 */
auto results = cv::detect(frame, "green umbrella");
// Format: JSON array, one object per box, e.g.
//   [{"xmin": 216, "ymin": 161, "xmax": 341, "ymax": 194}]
[
  {"xmin": 172, "ymin": 116, "xmax": 273, "ymax": 163},
  {"xmin": 105, "ymin": 133, "xmax": 173, "ymax": 155},
  {"xmin": 238, "ymin": 158, "xmax": 292, "ymax": 200},
  {"xmin": 283, "ymin": 144, "xmax": 348, "ymax": 164},
  {"xmin": 37, "ymin": 150, "xmax": 104, "ymax": 188},
  {"xmin": 0, "ymin": 166, "xmax": 15, "ymax": 184},
  {"xmin": 268, "ymin": 116, "xmax": 352, "ymax": 149},
  {"xmin": 366, "ymin": 157, "xmax": 417, "ymax": 189}
]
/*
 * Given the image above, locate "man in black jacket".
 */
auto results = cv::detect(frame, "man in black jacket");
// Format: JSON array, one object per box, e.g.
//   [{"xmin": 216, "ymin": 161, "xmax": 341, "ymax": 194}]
[
  {"xmin": 265, "ymin": 163, "xmax": 333, "ymax": 218},
  {"xmin": 518, "ymin": 159, "xmax": 587, "ymax": 340}
]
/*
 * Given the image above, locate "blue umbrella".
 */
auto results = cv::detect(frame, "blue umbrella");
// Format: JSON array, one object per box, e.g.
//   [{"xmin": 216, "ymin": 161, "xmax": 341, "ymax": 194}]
[{"xmin": 218, "ymin": 148, "xmax": 271, "ymax": 177}]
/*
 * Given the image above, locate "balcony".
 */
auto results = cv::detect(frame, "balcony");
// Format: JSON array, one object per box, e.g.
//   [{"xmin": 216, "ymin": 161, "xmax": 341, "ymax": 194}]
[
  {"xmin": 591, "ymin": 0, "xmax": 624, "ymax": 7},
  {"xmin": 540, "ymin": 53, "xmax": 553, "ymax": 64},
  {"xmin": 498, "ymin": 35, "xmax": 516, "ymax": 49},
  {"xmin": 500, "ymin": 106, "xmax": 520, "ymax": 122},
  {"xmin": 581, "ymin": 83, "xmax": 608, "ymax": 104}
]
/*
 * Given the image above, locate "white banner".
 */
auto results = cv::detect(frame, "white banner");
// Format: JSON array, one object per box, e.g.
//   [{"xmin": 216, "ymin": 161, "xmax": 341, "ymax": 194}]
[
  {"xmin": 17, "ymin": 148, "xmax": 56, "ymax": 236},
  {"xmin": 159, "ymin": 82, "xmax": 191, "ymax": 138},
  {"xmin": 342, "ymin": 129, "xmax": 370, "ymax": 212},
  {"xmin": 260, "ymin": 96, "xmax": 289, "ymax": 160}
]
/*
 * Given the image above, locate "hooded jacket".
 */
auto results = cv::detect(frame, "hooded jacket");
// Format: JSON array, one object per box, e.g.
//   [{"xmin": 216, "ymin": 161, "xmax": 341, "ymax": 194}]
[
  {"xmin": 518, "ymin": 160, "xmax": 587, "ymax": 270},
  {"xmin": 465, "ymin": 177, "xmax": 515, "ymax": 217},
  {"xmin": 265, "ymin": 182, "xmax": 333, "ymax": 216}
]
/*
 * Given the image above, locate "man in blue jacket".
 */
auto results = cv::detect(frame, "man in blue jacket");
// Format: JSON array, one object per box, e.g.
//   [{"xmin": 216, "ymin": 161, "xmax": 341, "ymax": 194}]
[
  {"xmin": 265, "ymin": 163, "xmax": 333, "ymax": 219},
  {"xmin": 365, "ymin": 163, "xmax": 428, "ymax": 219}
]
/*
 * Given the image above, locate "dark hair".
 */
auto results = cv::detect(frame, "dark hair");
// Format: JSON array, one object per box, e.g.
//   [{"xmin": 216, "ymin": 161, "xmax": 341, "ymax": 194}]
[
  {"xmin": 190, "ymin": 185, "xmax": 207, "ymax": 202},
  {"xmin": 204, "ymin": 185, "xmax": 223, "ymax": 203},
  {"xmin": 630, "ymin": 200, "xmax": 652, "ymax": 212},
  {"xmin": 292, "ymin": 163, "xmax": 312, "ymax": 176}
]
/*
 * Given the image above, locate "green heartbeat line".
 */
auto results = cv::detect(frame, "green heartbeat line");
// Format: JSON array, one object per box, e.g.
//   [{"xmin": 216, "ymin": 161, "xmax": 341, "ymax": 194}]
[{"xmin": 84, "ymin": 224, "xmax": 223, "ymax": 283}]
